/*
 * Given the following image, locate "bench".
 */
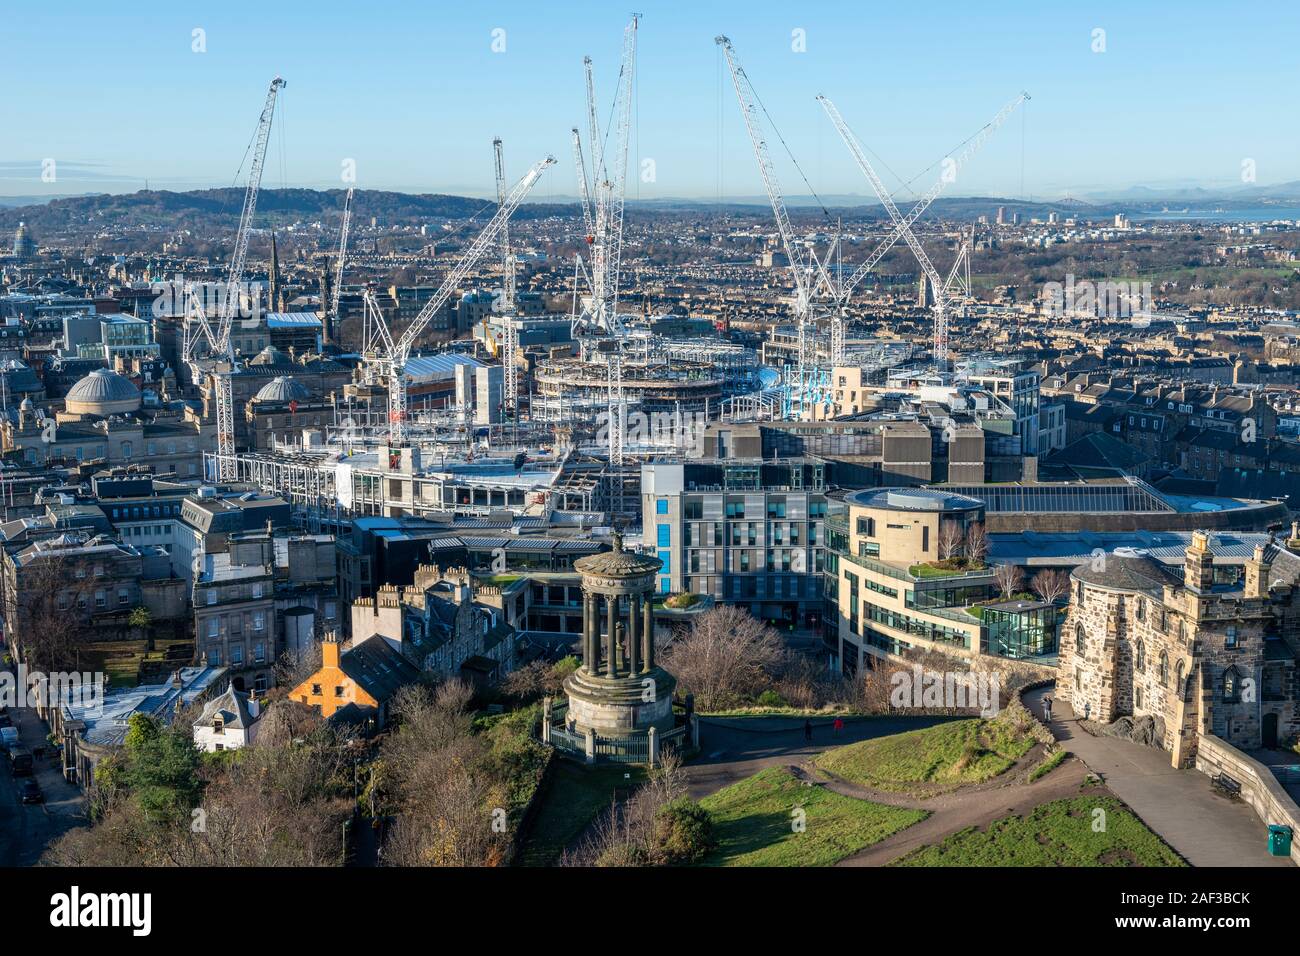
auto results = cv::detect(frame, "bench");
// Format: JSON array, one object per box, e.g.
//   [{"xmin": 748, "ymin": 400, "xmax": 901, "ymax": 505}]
[{"xmin": 1213, "ymin": 772, "xmax": 1242, "ymax": 796}]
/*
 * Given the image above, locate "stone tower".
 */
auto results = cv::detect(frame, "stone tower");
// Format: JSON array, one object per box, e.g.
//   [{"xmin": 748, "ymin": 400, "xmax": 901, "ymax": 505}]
[{"xmin": 562, "ymin": 533, "xmax": 676, "ymax": 738}]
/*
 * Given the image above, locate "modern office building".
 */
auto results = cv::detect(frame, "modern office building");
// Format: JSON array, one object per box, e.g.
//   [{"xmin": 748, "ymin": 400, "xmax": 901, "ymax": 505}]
[{"xmin": 641, "ymin": 458, "xmax": 831, "ymax": 630}]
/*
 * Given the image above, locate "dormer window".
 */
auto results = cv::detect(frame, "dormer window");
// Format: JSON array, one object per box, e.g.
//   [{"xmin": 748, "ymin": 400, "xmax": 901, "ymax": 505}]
[{"xmin": 212, "ymin": 716, "xmax": 224, "ymax": 734}]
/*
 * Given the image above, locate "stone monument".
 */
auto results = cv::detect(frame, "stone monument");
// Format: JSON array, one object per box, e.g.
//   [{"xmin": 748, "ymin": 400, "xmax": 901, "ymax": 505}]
[{"xmin": 562, "ymin": 532, "xmax": 677, "ymax": 742}]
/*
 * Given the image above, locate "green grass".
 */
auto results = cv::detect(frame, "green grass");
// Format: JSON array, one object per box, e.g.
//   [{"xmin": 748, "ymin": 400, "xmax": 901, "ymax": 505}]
[
  {"xmin": 908, "ymin": 560, "xmax": 986, "ymax": 579},
  {"xmin": 816, "ymin": 717, "xmax": 1036, "ymax": 793},
  {"xmin": 698, "ymin": 766, "xmax": 927, "ymax": 867},
  {"xmin": 891, "ymin": 795, "xmax": 1186, "ymax": 867},
  {"xmin": 515, "ymin": 762, "xmax": 645, "ymax": 867},
  {"xmin": 1029, "ymin": 748, "xmax": 1069, "ymax": 782}
]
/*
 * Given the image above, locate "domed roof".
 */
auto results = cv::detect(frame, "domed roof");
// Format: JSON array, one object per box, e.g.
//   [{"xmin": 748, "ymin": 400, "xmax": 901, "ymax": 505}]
[
  {"xmin": 254, "ymin": 375, "xmax": 313, "ymax": 404},
  {"xmin": 574, "ymin": 533, "xmax": 662, "ymax": 579},
  {"xmin": 65, "ymin": 368, "xmax": 141, "ymax": 415},
  {"xmin": 1071, "ymin": 552, "xmax": 1176, "ymax": 594}
]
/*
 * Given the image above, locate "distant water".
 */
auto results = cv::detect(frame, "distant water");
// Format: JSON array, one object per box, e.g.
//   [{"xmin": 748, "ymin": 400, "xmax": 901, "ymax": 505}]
[{"xmin": 1129, "ymin": 206, "xmax": 1300, "ymax": 223}]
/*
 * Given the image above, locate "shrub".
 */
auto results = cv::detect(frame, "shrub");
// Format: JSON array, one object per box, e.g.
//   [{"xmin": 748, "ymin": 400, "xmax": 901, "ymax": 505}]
[
  {"xmin": 754, "ymin": 689, "xmax": 788, "ymax": 708},
  {"xmin": 650, "ymin": 798, "xmax": 715, "ymax": 865}
]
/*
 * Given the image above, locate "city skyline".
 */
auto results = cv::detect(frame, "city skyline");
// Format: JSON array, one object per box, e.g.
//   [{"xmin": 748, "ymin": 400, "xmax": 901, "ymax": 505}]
[{"xmin": 3, "ymin": 1, "xmax": 1300, "ymax": 200}]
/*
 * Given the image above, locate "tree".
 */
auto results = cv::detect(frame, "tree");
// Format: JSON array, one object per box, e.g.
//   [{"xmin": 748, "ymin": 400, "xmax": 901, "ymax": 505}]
[
  {"xmin": 661, "ymin": 606, "xmax": 784, "ymax": 711},
  {"xmin": 964, "ymin": 522, "xmax": 990, "ymax": 567},
  {"xmin": 993, "ymin": 563, "xmax": 1025, "ymax": 601},
  {"xmin": 938, "ymin": 520, "xmax": 965, "ymax": 561},
  {"xmin": 1030, "ymin": 569, "xmax": 1070, "ymax": 605}
]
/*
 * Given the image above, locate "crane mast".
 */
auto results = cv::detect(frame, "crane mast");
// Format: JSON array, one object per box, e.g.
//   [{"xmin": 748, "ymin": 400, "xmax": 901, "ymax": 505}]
[
  {"xmin": 494, "ymin": 138, "xmax": 520, "ymax": 417},
  {"xmin": 330, "ymin": 187, "xmax": 354, "ymax": 335},
  {"xmin": 383, "ymin": 155, "xmax": 556, "ymax": 444}
]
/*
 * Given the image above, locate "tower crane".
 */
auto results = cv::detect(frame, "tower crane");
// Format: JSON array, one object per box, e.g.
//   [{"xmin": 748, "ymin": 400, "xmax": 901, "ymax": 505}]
[
  {"xmin": 363, "ymin": 155, "xmax": 556, "ymax": 445},
  {"xmin": 717, "ymin": 35, "xmax": 825, "ymax": 416},
  {"xmin": 330, "ymin": 187, "xmax": 354, "ymax": 339},
  {"xmin": 184, "ymin": 76, "xmax": 285, "ymax": 481},
  {"xmin": 571, "ymin": 15, "xmax": 638, "ymax": 346},
  {"xmin": 817, "ymin": 91, "xmax": 1028, "ymax": 375},
  {"xmin": 493, "ymin": 138, "xmax": 520, "ymax": 418}
]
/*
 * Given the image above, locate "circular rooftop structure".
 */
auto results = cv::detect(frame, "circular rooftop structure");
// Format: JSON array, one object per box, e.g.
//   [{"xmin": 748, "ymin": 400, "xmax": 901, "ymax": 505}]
[
  {"xmin": 846, "ymin": 487, "xmax": 986, "ymax": 514},
  {"xmin": 1071, "ymin": 553, "xmax": 1174, "ymax": 594},
  {"xmin": 65, "ymin": 368, "xmax": 141, "ymax": 416},
  {"xmin": 574, "ymin": 533, "xmax": 662, "ymax": 582},
  {"xmin": 254, "ymin": 375, "xmax": 313, "ymax": 404}
]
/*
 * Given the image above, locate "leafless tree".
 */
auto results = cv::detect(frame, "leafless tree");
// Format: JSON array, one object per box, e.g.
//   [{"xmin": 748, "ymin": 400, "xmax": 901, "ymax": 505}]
[
  {"xmin": 661, "ymin": 606, "xmax": 784, "ymax": 711},
  {"xmin": 274, "ymin": 640, "xmax": 322, "ymax": 692},
  {"xmin": 964, "ymin": 522, "xmax": 990, "ymax": 567},
  {"xmin": 993, "ymin": 563, "xmax": 1026, "ymax": 600},
  {"xmin": 938, "ymin": 520, "xmax": 965, "ymax": 561},
  {"xmin": 6, "ymin": 553, "xmax": 95, "ymax": 672},
  {"xmin": 1030, "ymin": 569, "xmax": 1070, "ymax": 605}
]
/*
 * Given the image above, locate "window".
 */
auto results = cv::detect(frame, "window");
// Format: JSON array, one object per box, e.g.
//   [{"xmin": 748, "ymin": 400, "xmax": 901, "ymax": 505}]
[
  {"xmin": 311, "ymin": 683, "xmax": 322, "ymax": 696},
  {"xmin": 1075, "ymin": 623, "xmax": 1086, "ymax": 654},
  {"xmin": 1135, "ymin": 639, "xmax": 1145, "ymax": 672},
  {"xmin": 1136, "ymin": 600, "xmax": 1145, "ymax": 622},
  {"xmin": 118, "ymin": 588, "xmax": 129, "ymax": 605},
  {"xmin": 1158, "ymin": 651, "xmax": 1169, "ymax": 686},
  {"xmin": 334, "ymin": 686, "xmax": 345, "ymax": 697},
  {"xmin": 252, "ymin": 583, "xmax": 263, "ymax": 599},
  {"xmin": 1175, "ymin": 659, "xmax": 1185, "ymax": 690},
  {"xmin": 254, "ymin": 642, "xmax": 266, "ymax": 663},
  {"xmin": 252, "ymin": 612, "xmax": 265, "ymax": 631},
  {"xmin": 1222, "ymin": 670, "xmax": 1236, "ymax": 701},
  {"xmin": 655, "ymin": 499, "xmax": 668, "ymax": 515},
  {"xmin": 207, "ymin": 618, "xmax": 219, "ymax": 638},
  {"xmin": 657, "ymin": 525, "xmax": 671, "ymax": 548},
  {"xmin": 94, "ymin": 591, "xmax": 106, "ymax": 608},
  {"xmin": 208, "ymin": 649, "xmax": 221, "ymax": 666},
  {"xmin": 231, "ymin": 645, "xmax": 243, "ymax": 664},
  {"xmin": 1225, "ymin": 626, "xmax": 1238, "ymax": 649}
]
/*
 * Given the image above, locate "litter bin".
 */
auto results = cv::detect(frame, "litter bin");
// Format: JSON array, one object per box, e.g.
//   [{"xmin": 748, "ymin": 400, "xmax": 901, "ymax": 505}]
[{"xmin": 1268, "ymin": 824, "xmax": 1292, "ymax": 857}]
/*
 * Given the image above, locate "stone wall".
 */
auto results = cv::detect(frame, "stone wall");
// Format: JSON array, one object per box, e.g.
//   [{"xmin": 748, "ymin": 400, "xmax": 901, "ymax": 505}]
[{"xmin": 1194, "ymin": 733, "xmax": 1300, "ymax": 865}]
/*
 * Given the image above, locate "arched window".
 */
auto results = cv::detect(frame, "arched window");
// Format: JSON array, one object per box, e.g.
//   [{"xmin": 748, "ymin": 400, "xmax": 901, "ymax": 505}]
[
  {"xmin": 1136, "ymin": 599, "xmax": 1146, "ymax": 622},
  {"xmin": 1175, "ymin": 659, "xmax": 1185, "ymax": 690},
  {"xmin": 1178, "ymin": 620, "xmax": 1186, "ymax": 642},
  {"xmin": 1158, "ymin": 652, "xmax": 1169, "ymax": 686},
  {"xmin": 1075, "ymin": 623, "xmax": 1086, "ymax": 654},
  {"xmin": 1135, "ymin": 639, "xmax": 1145, "ymax": 672},
  {"xmin": 1223, "ymin": 670, "xmax": 1236, "ymax": 701}
]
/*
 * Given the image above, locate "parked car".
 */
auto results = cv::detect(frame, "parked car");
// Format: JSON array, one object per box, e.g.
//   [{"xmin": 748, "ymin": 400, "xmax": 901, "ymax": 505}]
[
  {"xmin": 8, "ymin": 746, "xmax": 33, "ymax": 776},
  {"xmin": 19, "ymin": 779, "xmax": 42, "ymax": 804}
]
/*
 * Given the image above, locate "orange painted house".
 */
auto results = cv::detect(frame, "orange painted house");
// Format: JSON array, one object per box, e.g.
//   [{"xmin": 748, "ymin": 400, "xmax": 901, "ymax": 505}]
[{"xmin": 290, "ymin": 633, "xmax": 421, "ymax": 724}]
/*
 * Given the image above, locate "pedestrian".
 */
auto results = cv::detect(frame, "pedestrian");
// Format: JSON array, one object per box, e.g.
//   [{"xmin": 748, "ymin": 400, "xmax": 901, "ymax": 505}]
[
  {"xmin": 833, "ymin": 717, "xmax": 844, "ymax": 736},
  {"xmin": 1042, "ymin": 695, "xmax": 1053, "ymax": 722},
  {"xmin": 804, "ymin": 719, "xmax": 813, "ymax": 742}
]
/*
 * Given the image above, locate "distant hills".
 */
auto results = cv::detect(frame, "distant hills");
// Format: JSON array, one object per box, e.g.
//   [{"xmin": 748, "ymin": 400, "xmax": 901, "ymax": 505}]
[{"xmin": 5, "ymin": 182, "xmax": 1300, "ymax": 237}]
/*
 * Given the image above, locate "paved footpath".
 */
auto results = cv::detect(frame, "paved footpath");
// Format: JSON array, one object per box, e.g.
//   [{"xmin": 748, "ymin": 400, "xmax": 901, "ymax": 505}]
[{"xmin": 1024, "ymin": 686, "xmax": 1291, "ymax": 867}]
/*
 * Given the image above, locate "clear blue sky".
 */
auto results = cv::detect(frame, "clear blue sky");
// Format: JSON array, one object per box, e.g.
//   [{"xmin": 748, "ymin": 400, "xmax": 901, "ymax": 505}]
[{"xmin": 2, "ymin": 0, "xmax": 1297, "ymax": 201}]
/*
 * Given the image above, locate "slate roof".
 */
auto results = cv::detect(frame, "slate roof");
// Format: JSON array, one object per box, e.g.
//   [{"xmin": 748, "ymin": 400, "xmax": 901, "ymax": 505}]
[{"xmin": 339, "ymin": 636, "xmax": 421, "ymax": 703}]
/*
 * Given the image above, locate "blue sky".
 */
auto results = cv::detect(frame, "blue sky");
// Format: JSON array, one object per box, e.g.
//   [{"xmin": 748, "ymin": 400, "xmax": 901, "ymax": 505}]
[{"xmin": 2, "ymin": 0, "xmax": 1298, "ymax": 200}]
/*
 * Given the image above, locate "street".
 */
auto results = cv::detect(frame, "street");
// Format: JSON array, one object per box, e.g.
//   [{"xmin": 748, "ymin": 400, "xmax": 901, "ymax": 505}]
[{"xmin": 0, "ymin": 706, "xmax": 86, "ymax": 867}]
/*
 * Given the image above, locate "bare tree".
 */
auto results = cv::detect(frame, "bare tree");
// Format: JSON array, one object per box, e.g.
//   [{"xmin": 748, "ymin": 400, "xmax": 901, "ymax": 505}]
[
  {"xmin": 964, "ymin": 522, "xmax": 990, "ymax": 567},
  {"xmin": 1030, "ymin": 568, "xmax": 1070, "ymax": 605},
  {"xmin": 993, "ymin": 563, "xmax": 1025, "ymax": 601},
  {"xmin": 661, "ymin": 606, "xmax": 783, "ymax": 711},
  {"xmin": 938, "ymin": 520, "xmax": 965, "ymax": 561},
  {"xmin": 7, "ymin": 553, "xmax": 97, "ymax": 672}
]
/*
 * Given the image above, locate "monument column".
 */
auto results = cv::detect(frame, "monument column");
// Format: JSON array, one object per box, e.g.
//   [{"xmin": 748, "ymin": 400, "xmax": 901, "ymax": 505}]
[
  {"xmin": 627, "ymin": 593, "xmax": 640, "ymax": 674},
  {"xmin": 582, "ymin": 593, "xmax": 595, "ymax": 671},
  {"xmin": 642, "ymin": 597, "xmax": 654, "ymax": 672},
  {"xmin": 606, "ymin": 592, "xmax": 618, "ymax": 678}
]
